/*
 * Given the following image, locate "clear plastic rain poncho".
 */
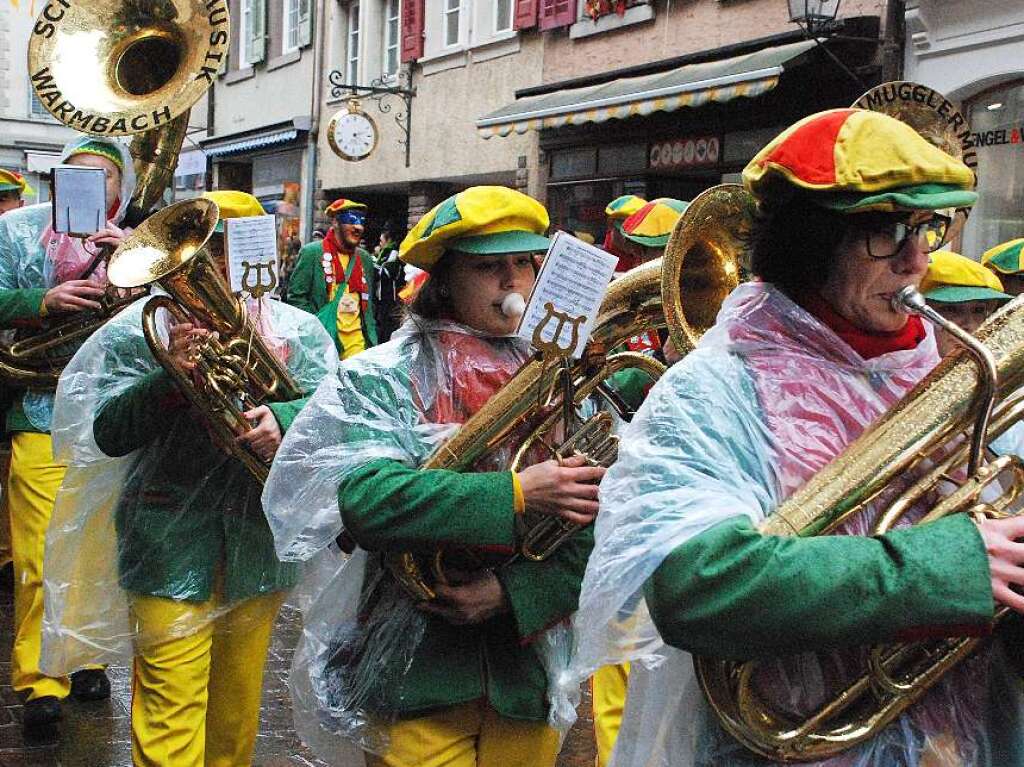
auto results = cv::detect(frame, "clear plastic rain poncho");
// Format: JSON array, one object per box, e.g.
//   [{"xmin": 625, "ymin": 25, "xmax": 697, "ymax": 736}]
[
  {"xmin": 559, "ymin": 281, "xmax": 1024, "ymax": 767},
  {"xmin": 262, "ymin": 316, "xmax": 573, "ymax": 762},
  {"xmin": 39, "ymin": 294, "xmax": 336, "ymax": 675},
  {"xmin": 0, "ymin": 135, "xmax": 136, "ymax": 431}
]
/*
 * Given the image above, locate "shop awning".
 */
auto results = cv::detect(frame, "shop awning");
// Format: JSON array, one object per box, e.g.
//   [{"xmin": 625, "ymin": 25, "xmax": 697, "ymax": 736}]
[
  {"xmin": 477, "ymin": 39, "xmax": 815, "ymax": 139},
  {"xmin": 201, "ymin": 128, "xmax": 299, "ymax": 157}
]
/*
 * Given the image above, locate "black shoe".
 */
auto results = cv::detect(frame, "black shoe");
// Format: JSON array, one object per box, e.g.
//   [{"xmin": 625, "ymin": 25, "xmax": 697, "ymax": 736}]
[
  {"xmin": 70, "ymin": 669, "xmax": 111, "ymax": 701},
  {"xmin": 22, "ymin": 696, "xmax": 62, "ymax": 730}
]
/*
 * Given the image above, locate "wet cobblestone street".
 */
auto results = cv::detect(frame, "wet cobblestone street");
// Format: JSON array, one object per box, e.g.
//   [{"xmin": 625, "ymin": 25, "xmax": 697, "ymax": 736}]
[{"xmin": 0, "ymin": 583, "xmax": 596, "ymax": 766}]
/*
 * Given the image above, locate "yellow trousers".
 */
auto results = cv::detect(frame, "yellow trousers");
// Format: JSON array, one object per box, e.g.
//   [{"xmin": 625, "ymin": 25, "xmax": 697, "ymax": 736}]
[
  {"xmin": 593, "ymin": 663, "xmax": 630, "ymax": 767},
  {"xmin": 129, "ymin": 589, "xmax": 284, "ymax": 767},
  {"xmin": 365, "ymin": 700, "xmax": 561, "ymax": 767},
  {"xmin": 9, "ymin": 431, "xmax": 71, "ymax": 701}
]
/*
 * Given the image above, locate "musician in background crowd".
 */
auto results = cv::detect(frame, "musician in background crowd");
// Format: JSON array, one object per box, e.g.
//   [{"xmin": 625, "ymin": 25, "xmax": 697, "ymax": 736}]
[
  {"xmin": 263, "ymin": 186, "xmax": 602, "ymax": 767},
  {"xmin": 982, "ymin": 238, "xmax": 1024, "ymax": 297},
  {"xmin": 39, "ymin": 191, "xmax": 337, "ymax": 766},
  {"xmin": 286, "ymin": 198, "xmax": 377, "ymax": 359},
  {"xmin": 601, "ymin": 195, "xmax": 646, "ymax": 274},
  {"xmin": 0, "ymin": 137, "xmax": 134, "ymax": 730},
  {"xmin": 0, "ymin": 169, "xmax": 32, "ymax": 214},
  {"xmin": 372, "ymin": 223, "xmax": 406, "ymax": 343},
  {"xmin": 567, "ymin": 109, "xmax": 1024, "ymax": 767}
]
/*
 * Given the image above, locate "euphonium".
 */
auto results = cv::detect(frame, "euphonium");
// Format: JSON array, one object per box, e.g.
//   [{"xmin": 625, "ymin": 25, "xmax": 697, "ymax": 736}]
[
  {"xmin": 107, "ymin": 199, "xmax": 301, "ymax": 483},
  {"xmin": 385, "ymin": 184, "xmax": 753, "ymax": 601},
  {"xmin": 9, "ymin": 0, "xmax": 229, "ymax": 386}
]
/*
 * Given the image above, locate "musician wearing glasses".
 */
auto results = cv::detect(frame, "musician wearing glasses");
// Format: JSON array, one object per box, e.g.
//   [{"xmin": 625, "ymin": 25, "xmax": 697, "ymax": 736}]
[
  {"xmin": 567, "ymin": 109, "xmax": 1024, "ymax": 767},
  {"xmin": 38, "ymin": 191, "xmax": 337, "ymax": 766},
  {"xmin": 286, "ymin": 197, "xmax": 378, "ymax": 359},
  {"xmin": 263, "ymin": 186, "xmax": 604, "ymax": 767},
  {"xmin": 0, "ymin": 136, "xmax": 135, "ymax": 729}
]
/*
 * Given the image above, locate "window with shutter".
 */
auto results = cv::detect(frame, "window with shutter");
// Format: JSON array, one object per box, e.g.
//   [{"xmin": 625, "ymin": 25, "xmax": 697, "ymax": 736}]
[
  {"xmin": 514, "ymin": 0, "xmax": 538, "ymax": 30},
  {"xmin": 298, "ymin": 0, "xmax": 313, "ymax": 48},
  {"xmin": 539, "ymin": 0, "xmax": 575, "ymax": 30},
  {"xmin": 383, "ymin": 0, "xmax": 401, "ymax": 78},
  {"xmin": 246, "ymin": 0, "xmax": 268, "ymax": 64},
  {"xmin": 400, "ymin": 0, "xmax": 424, "ymax": 62},
  {"xmin": 346, "ymin": 2, "xmax": 360, "ymax": 84},
  {"xmin": 284, "ymin": 0, "xmax": 300, "ymax": 52}
]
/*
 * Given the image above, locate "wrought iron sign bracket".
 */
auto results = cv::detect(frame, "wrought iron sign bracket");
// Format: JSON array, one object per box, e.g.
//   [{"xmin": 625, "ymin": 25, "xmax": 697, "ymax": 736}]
[{"xmin": 328, "ymin": 68, "xmax": 415, "ymax": 167}]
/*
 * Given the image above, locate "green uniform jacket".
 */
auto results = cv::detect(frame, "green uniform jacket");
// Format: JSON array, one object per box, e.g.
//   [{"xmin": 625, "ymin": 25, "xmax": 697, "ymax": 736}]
[
  {"xmin": 286, "ymin": 241, "xmax": 378, "ymax": 355},
  {"xmin": 645, "ymin": 514, "xmax": 993, "ymax": 660},
  {"xmin": 93, "ymin": 366, "xmax": 308, "ymax": 603},
  {"xmin": 339, "ymin": 457, "xmax": 593, "ymax": 722}
]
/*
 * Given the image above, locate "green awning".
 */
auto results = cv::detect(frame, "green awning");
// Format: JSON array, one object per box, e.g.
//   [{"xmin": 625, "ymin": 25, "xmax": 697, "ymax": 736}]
[{"xmin": 477, "ymin": 39, "xmax": 815, "ymax": 139}]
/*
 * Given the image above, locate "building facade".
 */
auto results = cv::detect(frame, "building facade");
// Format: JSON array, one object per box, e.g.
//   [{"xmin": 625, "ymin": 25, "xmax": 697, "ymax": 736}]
[{"xmin": 904, "ymin": 0, "xmax": 1024, "ymax": 259}]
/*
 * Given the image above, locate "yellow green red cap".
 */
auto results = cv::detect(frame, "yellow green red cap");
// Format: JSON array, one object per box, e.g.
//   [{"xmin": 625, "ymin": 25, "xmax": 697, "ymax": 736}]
[
  {"xmin": 605, "ymin": 195, "xmax": 647, "ymax": 221},
  {"xmin": 922, "ymin": 249, "xmax": 1011, "ymax": 303},
  {"xmin": 0, "ymin": 169, "xmax": 33, "ymax": 197},
  {"xmin": 982, "ymin": 239, "xmax": 1024, "ymax": 275},
  {"xmin": 743, "ymin": 109, "xmax": 977, "ymax": 213},
  {"xmin": 620, "ymin": 198, "xmax": 688, "ymax": 247},
  {"xmin": 400, "ymin": 186, "xmax": 550, "ymax": 271},
  {"xmin": 325, "ymin": 198, "xmax": 368, "ymax": 216},
  {"xmin": 201, "ymin": 190, "xmax": 266, "ymax": 232}
]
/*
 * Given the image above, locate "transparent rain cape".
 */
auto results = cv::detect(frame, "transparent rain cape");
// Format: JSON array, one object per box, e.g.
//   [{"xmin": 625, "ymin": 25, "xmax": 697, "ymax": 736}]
[
  {"xmin": 262, "ymin": 316, "xmax": 575, "ymax": 762},
  {"xmin": 0, "ymin": 135, "xmax": 137, "ymax": 431},
  {"xmin": 40, "ymin": 294, "xmax": 336, "ymax": 674},
  {"xmin": 560, "ymin": 281, "xmax": 1024, "ymax": 767}
]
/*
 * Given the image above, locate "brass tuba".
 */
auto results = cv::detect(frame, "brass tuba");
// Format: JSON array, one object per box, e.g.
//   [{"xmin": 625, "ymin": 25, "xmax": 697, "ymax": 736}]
[
  {"xmin": 107, "ymin": 199, "xmax": 301, "ymax": 483},
  {"xmin": 694, "ymin": 85, "xmax": 1006, "ymax": 762},
  {"xmin": 384, "ymin": 184, "xmax": 753, "ymax": 601},
  {"xmin": 9, "ymin": 0, "xmax": 229, "ymax": 386}
]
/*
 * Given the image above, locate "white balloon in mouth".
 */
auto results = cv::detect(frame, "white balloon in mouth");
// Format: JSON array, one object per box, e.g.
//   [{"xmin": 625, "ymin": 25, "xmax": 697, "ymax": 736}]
[{"xmin": 501, "ymin": 292, "xmax": 526, "ymax": 319}]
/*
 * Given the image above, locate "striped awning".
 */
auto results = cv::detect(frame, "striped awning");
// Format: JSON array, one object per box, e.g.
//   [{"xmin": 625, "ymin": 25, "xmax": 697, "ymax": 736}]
[
  {"xmin": 202, "ymin": 128, "xmax": 299, "ymax": 157},
  {"xmin": 477, "ymin": 39, "xmax": 815, "ymax": 139}
]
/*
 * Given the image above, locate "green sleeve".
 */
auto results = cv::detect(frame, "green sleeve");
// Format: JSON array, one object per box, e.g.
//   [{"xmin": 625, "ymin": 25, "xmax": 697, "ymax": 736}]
[
  {"xmin": 267, "ymin": 396, "xmax": 309, "ymax": 434},
  {"xmin": 286, "ymin": 247, "xmax": 320, "ymax": 314},
  {"xmin": 496, "ymin": 521, "xmax": 594, "ymax": 641},
  {"xmin": 338, "ymin": 457, "xmax": 516, "ymax": 551},
  {"xmin": 93, "ymin": 370, "xmax": 183, "ymax": 457},
  {"xmin": 359, "ymin": 247, "xmax": 378, "ymax": 347},
  {"xmin": 0, "ymin": 287, "xmax": 47, "ymax": 326},
  {"xmin": 644, "ymin": 514, "xmax": 994, "ymax": 660}
]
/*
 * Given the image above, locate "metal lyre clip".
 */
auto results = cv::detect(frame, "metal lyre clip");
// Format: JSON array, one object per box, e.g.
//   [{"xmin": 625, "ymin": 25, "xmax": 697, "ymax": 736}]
[{"xmin": 532, "ymin": 301, "xmax": 585, "ymax": 438}]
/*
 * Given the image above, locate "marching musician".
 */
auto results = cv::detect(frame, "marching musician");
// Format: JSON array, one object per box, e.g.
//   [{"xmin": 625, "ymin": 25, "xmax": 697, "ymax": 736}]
[
  {"xmin": 263, "ymin": 186, "xmax": 604, "ymax": 767},
  {"xmin": 568, "ymin": 109, "xmax": 1024, "ymax": 766},
  {"xmin": 0, "ymin": 136, "xmax": 134, "ymax": 729},
  {"xmin": 982, "ymin": 238, "xmax": 1024, "ymax": 296},
  {"xmin": 0, "ymin": 168, "xmax": 32, "ymax": 214},
  {"xmin": 286, "ymin": 197, "xmax": 378, "ymax": 358},
  {"xmin": 39, "ymin": 191, "xmax": 337, "ymax": 766}
]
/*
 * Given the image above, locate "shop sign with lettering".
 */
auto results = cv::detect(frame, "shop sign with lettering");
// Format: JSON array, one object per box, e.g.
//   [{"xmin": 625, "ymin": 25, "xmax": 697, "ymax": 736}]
[{"xmin": 649, "ymin": 136, "xmax": 721, "ymax": 169}]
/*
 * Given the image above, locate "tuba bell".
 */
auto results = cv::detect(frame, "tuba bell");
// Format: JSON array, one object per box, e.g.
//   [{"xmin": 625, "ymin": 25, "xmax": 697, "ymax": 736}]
[
  {"xmin": 383, "ymin": 184, "xmax": 753, "ymax": 601},
  {"xmin": 694, "ymin": 85, "xmax": 1008, "ymax": 762},
  {"xmin": 7, "ymin": 0, "xmax": 229, "ymax": 387},
  {"xmin": 107, "ymin": 199, "xmax": 301, "ymax": 483}
]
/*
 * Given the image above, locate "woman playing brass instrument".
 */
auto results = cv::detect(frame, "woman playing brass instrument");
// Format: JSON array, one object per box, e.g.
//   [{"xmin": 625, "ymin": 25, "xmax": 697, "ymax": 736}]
[
  {"xmin": 565, "ymin": 109, "xmax": 1024, "ymax": 767},
  {"xmin": 262, "ymin": 186, "xmax": 604, "ymax": 767},
  {"xmin": 38, "ymin": 191, "xmax": 337, "ymax": 766},
  {"xmin": 0, "ymin": 135, "xmax": 135, "ymax": 728}
]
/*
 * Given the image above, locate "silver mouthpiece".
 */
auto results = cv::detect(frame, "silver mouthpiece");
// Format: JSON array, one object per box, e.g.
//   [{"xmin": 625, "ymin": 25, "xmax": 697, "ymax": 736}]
[
  {"xmin": 891, "ymin": 285, "xmax": 927, "ymax": 315},
  {"xmin": 501, "ymin": 292, "xmax": 526, "ymax": 319}
]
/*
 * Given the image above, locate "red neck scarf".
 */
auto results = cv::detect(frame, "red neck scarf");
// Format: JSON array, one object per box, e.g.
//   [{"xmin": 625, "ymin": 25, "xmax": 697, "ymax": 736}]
[
  {"xmin": 322, "ymin": 228, "xmax": 367, "ymax": 295},
  {"xmin": 800, "ymin": 292, "xmax": 926, "ymax": 360}
]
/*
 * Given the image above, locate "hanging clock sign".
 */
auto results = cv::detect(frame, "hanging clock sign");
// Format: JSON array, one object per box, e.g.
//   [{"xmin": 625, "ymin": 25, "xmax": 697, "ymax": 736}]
[{"xmin": 328, "ymin": 100, "xmax": 379, "ymax": 162}]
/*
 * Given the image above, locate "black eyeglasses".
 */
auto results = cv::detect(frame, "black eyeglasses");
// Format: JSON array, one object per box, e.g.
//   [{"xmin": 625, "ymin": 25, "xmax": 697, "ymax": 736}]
[{"xmin": 860, "ymin": 213, "xmax": 952, "ymax": 259}]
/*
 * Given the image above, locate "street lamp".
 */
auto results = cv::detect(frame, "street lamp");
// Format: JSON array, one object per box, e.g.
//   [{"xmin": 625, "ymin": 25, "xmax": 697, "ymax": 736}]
[{"xmin": 788, "ymin": 0, "xmax": 842, "ymax": 36}]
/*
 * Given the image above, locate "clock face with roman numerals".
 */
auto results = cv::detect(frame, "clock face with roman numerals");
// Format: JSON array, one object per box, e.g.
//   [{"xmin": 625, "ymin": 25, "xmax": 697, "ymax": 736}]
[{"xmin": 328, "ymin": 109, "xmax": 379, "ymax": 162}]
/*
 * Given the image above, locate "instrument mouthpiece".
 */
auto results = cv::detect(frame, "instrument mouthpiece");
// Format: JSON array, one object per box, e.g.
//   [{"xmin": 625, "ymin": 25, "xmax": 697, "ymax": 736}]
[
  {"xmin": 501, "ymin": 292, "xmax": 526, "ymax": 319},
  {"xmin": 892, "ymin": 285, "xmax": 927, "ymax": 315}
]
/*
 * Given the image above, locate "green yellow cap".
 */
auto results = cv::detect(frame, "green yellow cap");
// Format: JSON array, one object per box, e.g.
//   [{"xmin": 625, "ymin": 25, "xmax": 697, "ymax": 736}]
[
  {"xmin": 982, "ymin": 239, "xmax": 1024, "ymax": 275},
  {"xmin": 605, "ymin": 195, "xmax": 647, "ymax": 221},
  {"xmin": 922, "ymin": 249, "xmax": 1011, "ymax": 303},
  {"xmin": 0, "ymin": 169, "xmax": 33, "ymax": 197},
  {"xmin": 201, "ymin": 190, "xmax": 266, "ymax": 232},
  {"xmin": 744, "ymin": 109, "xmax": 977, "ymax": 213},
  {"xmin": 400, "ymin": 186, "xmax": 550, "ymax": 271},
  {"xmin": 66, "ymin": 140, "xmax": 126, "ymax": 174}
]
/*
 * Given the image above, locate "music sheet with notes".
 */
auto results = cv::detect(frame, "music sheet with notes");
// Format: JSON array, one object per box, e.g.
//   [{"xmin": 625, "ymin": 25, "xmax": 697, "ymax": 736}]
[
  {"xmin": 225, "ymin": 214, "xmax": 279, "ymax": 298},
  {"xmin": 517, "ymin": 231, "xmax": 618, "ymax": 358}
]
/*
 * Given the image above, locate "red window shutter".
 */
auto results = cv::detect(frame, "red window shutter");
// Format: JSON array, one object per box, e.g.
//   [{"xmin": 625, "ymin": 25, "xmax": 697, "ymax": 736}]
[
  {"xmin": 400, "ymin": 0, "xmax": 424, "ymax": 63},
  {"xmin": 539, "ymin": 0, "xmax": 576, "ymax": 30},
  {"xmin": 514, "ymin": 0, "xmax": 539, "ymax": 30}
]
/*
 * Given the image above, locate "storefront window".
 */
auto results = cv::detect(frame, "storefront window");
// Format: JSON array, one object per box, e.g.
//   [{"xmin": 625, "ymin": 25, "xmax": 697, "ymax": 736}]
[
  {"xmin": 964, "ymin": 81, "xmax": 1024, "ymax": 259},
  {"xmin": 547, "ymin": 180, "xmax": 617, "ymax": 243}
]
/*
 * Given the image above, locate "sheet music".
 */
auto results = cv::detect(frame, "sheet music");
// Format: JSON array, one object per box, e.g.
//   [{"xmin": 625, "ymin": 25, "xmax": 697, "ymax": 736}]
[
  {"xmin": 52, "ymin": 165, "xmax": 106, "ymax": 236},
  {"xmin": 516, "ymin": 231, "xmax": 618, "ymax": 358},
  {"xmin": 225, "ymin": 215, "xmax": 279, "ymax": 298}
]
